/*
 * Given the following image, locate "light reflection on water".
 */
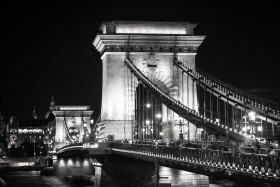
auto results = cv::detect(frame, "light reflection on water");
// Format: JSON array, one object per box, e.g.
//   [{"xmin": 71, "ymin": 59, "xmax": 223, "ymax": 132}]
[
  {"xmin": 0, "ymin": 159, "xmax": 257, "ymax": 187},
  {"xmin": 0, "ymin": 158, "xmax": 95, "ymax": 187},
  {"xmin": 0, "ymin": 171, "xmax": 95, "ymax": 187}
]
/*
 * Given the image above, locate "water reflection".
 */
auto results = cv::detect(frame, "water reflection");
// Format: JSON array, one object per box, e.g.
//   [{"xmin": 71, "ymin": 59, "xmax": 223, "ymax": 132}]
[
  {"xmin": 0, "ymin": 159, "xmax": 258, "ymax": 187},
  {"xmin": 0, "ymin": 158, "xmax": 95, "ymax": 187},
  {"xmin": 0, "ymin": 171, "xmax": 95, "ymax": 187}
]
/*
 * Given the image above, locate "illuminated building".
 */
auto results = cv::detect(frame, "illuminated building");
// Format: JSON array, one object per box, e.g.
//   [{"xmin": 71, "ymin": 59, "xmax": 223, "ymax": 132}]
[
  {"xmin": 6, "ymin": 108, "xmax": 45, "ymax": 149},
  {"xmin": 5, "ymin": 97, "xmax": 94, "ymax": 152},
  {"xmin": 93, "ymin": 21, "xmax": 204, "ymax": 141},
  {"xmin": 53, "ymin": 105, "xmax": 93, "ymax": 150}
]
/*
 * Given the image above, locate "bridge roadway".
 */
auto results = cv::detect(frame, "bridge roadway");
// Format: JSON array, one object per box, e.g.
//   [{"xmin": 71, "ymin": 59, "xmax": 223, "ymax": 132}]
[{"xmin": 56, "ymin": 142, "xmax": 280, "ymax": 186}]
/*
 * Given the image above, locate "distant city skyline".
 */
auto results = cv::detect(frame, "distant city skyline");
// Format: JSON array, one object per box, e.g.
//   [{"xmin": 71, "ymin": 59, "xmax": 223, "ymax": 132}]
[{"xmin": 1, "ymin": 2, "xmax": 280, "ymax": 121}]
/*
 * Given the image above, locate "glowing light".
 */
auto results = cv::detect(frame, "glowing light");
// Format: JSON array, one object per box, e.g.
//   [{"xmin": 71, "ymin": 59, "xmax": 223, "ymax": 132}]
[
  {"xmin": 142, "ymin": 128, "xmax": 145, "ymax": 132},
  {"xmin": 247, "ymin": 126, "xmax": 251, "ymax": 130},
  {"xmin": 155, "ymin": 113, "xmax": 161, "ymax": 118},
  {"xmin": 248, "ymin": 111, "xmax": 256, "ymax": 121},
  {"xmin": 242, "ymin": 127, "xmax": 246, "ymax": 132},
  {"xmin": 90, "ymin": 119, "xmax": 94, "ymax": 124},
  {"xmin": 146, "ymin": 120, "xmax": 150, "ymax": 125},
  {"xmin": 146, "ymin": 103, "xmax": 151, "ymax": 108},
  {"xmin": 83, "ymin": 122, "xmax": 87, "ymax": 127},
  {"xmin": 90, "ymin": 143, "xmax": 98, "ymax": 148},
  {"xmin": 67, "ymin": 159, "xmax": 73, "ymax": 166},
  {"xmin": 215, "ymin": 118, "xmax": 220, "ymax": 123},
  {"xmin": 257, "ymin": 126, "xmax": 262, "ymax": 132},
  {"xmin": 59, "ymin": 106, "xmax": 90, "ymax": 111},
  {"xmin": 159, "ymin": 132, "xmax": 163, "ymax": 136},
  {"xmin": 82, "ymin": 159, "xmax": 89, "ymax": 166},
  {"xmin": 114, "ymin": 23, "xmax": 188, "ymax": 35}
]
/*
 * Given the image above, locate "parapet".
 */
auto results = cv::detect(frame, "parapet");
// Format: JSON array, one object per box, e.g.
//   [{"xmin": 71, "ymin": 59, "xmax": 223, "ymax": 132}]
[{"xmin": 99, "ymin": 21, "xmax": 197, "ymax": 35}]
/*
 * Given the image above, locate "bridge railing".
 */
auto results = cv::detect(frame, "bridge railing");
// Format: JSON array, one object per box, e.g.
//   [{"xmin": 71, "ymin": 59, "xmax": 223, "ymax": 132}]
[
  {"xmin": 112, "ymin": 142, "xmax": 280, "ymax": 177},
  {"xmin": 125, "ymin": 58, "xmax": 256, "ymax": 143},
  {"xmin": 174, "ymin": 58, "xmax": 280, "ymax": 120}
]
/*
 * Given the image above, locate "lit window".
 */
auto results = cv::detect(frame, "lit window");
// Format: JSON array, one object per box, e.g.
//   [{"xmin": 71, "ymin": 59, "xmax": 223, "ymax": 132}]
[{"xmin": 39, "ymin": 136, "xmax": 41, "ymax": 139}]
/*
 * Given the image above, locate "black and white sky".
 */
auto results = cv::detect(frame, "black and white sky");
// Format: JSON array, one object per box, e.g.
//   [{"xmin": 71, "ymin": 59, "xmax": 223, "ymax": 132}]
[{"xmin": 1, "ymin": 2, "xmax": 280, "ymax": 121}]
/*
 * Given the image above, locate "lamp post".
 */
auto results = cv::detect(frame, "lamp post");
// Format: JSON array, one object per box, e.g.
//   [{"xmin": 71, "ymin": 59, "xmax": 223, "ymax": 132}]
[
  {"xmin": 174, "ymin": 119, "xmax": 184, "ymax": 141},
  {"xmin": 248, "ymin": 111, "xmax": 256, "ymax": 137},
  {"xmin": 257, "ymin": 126, "xmax": 262, "ymax": 138},
  {"xmin": 178, "ymin": 120, "xmax": 184, "ymax": 140},
  {"xmin": 90, "ymin": 118, "xmax": 94, "ymax": 133},
  {"xmin": 33, "ymin": 140, "xmax": 36, "ymax": 158},
  {"xmin": 145, "ymin": 120, "xmax": 150, "ymax": 140},
  {"xmin": 155, "ymin": 113, "xmax": 161, "ymax": 140}
]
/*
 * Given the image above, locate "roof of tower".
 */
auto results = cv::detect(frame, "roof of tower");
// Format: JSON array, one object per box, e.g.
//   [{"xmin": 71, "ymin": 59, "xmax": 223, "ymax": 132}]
[
  {"xmin": 32, "ymin": 106, "xmax": 37, "ymax": 119},
  {"xmin": 99, "ymin": 20, "xmax": 197, "ymax": 35}
]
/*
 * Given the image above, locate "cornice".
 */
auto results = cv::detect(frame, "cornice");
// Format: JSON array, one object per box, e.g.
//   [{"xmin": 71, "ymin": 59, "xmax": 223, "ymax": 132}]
[{"xmin": 93, "ymin": 34, "xmax": 205, "ymax": 54}]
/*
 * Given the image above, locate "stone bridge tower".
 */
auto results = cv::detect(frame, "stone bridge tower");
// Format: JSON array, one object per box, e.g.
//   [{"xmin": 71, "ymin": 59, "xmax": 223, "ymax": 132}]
[{"xmin": 93, "ymin": 21, "xmax": 205, "ymax": 142}]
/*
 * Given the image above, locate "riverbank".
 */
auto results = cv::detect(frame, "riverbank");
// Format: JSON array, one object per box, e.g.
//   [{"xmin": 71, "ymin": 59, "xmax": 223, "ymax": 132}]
[{"xmin": 0, "ymin": 165, "xmax": 46, "ymax": 172}]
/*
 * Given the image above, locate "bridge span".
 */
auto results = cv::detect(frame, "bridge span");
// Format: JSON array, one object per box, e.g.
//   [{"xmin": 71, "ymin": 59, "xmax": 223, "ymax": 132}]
[
  {"xmin": 54, "ymin": 142, "xmax": 280, "ymax": 186},
  {"xmin": 50, "ymin": 21, "xmax": 280, "ymax": 187}
]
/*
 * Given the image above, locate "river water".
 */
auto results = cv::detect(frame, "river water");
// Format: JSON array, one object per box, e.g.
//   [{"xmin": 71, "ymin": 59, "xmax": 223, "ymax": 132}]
[
  {"xmin": 0, "ymin": 171, "xmax": 95, "ymax": 187},
  {"xmin": 0, "ymin": 158, "xmax": 256, "ymax": 187}
]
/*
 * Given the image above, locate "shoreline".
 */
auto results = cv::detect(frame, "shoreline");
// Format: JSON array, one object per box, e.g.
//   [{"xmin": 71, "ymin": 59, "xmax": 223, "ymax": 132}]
[{"xmin": 0, "ymin": 165, "xmax": 47, "ymax": 172}]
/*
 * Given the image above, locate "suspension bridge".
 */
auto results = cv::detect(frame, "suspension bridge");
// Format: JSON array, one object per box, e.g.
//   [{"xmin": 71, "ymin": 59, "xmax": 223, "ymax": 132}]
[{"xmin": 53, "ymin": 21, "xmax": 280, "ymax": 187}]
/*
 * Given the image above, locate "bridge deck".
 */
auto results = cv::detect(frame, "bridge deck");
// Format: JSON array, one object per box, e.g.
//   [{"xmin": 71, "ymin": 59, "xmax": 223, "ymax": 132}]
[{"xmin": 56, "ymin": 142, "xmax": 280, "ymax": 186}]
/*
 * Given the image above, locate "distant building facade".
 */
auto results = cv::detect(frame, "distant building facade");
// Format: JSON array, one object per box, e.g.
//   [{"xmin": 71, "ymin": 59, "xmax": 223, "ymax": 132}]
[
  {"xmin": 53, "ymin": 105, "xmax": 93, "ymax": 150},
  {"xmin": 6, "ymin": 108, "xmax": 46, "ymax": 149},
  {"xmin": 5, "ymin": 97, "xmax": 94, "ymax": 152}
]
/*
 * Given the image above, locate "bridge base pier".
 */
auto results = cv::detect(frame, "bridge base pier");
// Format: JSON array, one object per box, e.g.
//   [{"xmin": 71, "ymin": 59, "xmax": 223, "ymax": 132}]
[
  {"xmin": 94, "ymin": 155, "xmax": 210, "ymax": 187},
  {"xmin": 94, "ymin": 155, "xmax": 155, "ymax": 187}
]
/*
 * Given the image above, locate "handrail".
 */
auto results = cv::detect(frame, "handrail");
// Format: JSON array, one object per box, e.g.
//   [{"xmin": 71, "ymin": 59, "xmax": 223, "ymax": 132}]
[
  {"xmin": 125, "ymin": 58, "xmax": 256, "ymax": 143},
  {"xmin": 112, "ymin": 142, "xmax": 280, "ymax": 180},
  {"xmin": 173, "ymin": 58, "xmax": 280, "ymax": 122}
]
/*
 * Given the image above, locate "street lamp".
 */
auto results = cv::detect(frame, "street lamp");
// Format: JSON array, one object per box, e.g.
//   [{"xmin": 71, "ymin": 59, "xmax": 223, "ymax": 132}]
[
  {"xmin": 248, "ymin": 111, "xmax": 256, "ymax": 137},
  {"xmin": 257, "ymin": 126, "xmax": 262, "ymax": 138},
  {"xmin": 175, "ymin": 119, "xmax": 184, "ymax": 141},
  {"xmin": 248, "ymin": 111, "xmax": 256, "ymax": 121},
  {"xmin": 178, "ymin": 120, "xmax": 184, "ymax": 140},
  {"xmin": 155, "ymin": 113, "xmax": 161, "ymax": 139},
  {"xmin": 33, "ymin": 140, "xmax": 36, "ymax": 158}
]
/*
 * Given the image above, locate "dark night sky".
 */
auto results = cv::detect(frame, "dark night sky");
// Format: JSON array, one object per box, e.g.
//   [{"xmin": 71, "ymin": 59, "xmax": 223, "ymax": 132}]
[{"xmin": 1, "ymin": 2, "xmax": 280, "ymax": 121}]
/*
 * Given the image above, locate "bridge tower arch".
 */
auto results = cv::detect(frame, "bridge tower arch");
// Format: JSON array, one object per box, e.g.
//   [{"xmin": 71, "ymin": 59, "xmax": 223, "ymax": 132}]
[{"xmin": 93, "ymin": 21, "xmax": 205, "ymax": 142}]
